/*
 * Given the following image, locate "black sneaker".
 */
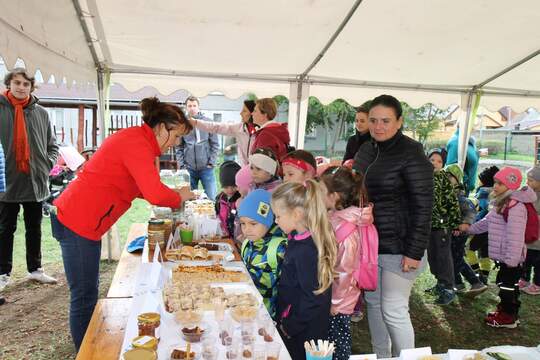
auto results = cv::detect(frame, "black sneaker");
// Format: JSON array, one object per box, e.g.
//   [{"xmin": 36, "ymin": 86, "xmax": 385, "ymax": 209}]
[
  {"xmin": 455, "ymin": 283, "xmax": 467, "ymax": 294},
  {"xmin": 465, "ymin": 282, "xmax": 488, "ymax": 298},
  {"xmin": 0, "ymin": 297, "xmax": 5, "ymax": 306},
  {"xmin": 425, "ymin": 283, "xmax": 443, "ymax": 295}
]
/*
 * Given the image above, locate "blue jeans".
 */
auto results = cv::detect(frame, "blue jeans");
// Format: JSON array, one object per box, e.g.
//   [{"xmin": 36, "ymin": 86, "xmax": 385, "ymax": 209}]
[
  {"xmin": 51, "ymin": 213, "xmax": 101, "ymax": 352},
  {"xmin": 188, "ymin": 168, "xmax": 217, "ymax": 200}
]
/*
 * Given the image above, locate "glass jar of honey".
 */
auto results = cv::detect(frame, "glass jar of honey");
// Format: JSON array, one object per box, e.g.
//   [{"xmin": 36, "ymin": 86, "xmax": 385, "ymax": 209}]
[
  {"xmin": 123, "ymin": 348, "xmax": 157, "ymax": 360},
  {"xmin": 131, "ymin": 335, "xmax": 158, "ymax": 351},
  {"xmin": 147, "ymin": 219, "xmax": 165, "ymax": 250},
  {"xmin": 137, "ymin": 312, "xmax": 161, "ymax": 338}
]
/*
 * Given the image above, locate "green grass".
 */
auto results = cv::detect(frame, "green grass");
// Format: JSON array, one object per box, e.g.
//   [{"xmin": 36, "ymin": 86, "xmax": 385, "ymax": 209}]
[
  {"xmin": 351, "ymin": 269, "xmax": 540, "ymax": 355},
  {"xmin": 485, "ymin": 153, "xmax": 535, "ymax": 164}
]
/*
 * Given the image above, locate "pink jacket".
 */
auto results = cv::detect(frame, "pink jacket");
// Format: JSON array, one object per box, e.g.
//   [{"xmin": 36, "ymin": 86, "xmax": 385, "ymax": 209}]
[
  {"xmin": 193, "ymin": 119, "xmax": 253, "ymax": 165},
  {"xmin": 329, "ymin": 205, "xmax": 374, "ymax": 315},
  {"xmin": 468, "ymin": 186, "xmax": 537, "ymax": 267}
]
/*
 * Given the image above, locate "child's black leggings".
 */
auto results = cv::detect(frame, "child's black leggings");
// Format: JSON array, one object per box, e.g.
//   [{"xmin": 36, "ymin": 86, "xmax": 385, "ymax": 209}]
[{"xmin": 496, "ymin": 262, "xmax": 522, "ymax": 316}]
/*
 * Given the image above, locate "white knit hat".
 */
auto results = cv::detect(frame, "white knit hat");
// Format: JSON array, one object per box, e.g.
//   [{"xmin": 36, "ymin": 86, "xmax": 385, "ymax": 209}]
[{"xmin": 249, "ymin": 153, "xmax": 278, "ymax": 176}]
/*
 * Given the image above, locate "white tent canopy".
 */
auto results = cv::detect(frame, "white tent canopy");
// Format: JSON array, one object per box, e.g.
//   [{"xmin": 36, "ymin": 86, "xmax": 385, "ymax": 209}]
[{"xmin": 2, "ymin": 0, "xmax": 540, "ymax": 150}]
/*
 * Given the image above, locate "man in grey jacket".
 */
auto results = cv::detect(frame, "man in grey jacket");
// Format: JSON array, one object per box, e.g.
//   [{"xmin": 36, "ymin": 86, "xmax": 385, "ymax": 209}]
[
  {"xmin": 176, "ymin": 96, "xmax": 219, "ymax": 199},
  {"xmin": 0, "ymin": 68, "xmax": 59, "ymax": 290}
]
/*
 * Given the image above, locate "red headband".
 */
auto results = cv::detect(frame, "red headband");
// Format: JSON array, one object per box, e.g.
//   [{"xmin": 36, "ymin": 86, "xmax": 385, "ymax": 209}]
[{"xmin": 282, "ymin": 158, "xmax": 316, "ymax": 176}]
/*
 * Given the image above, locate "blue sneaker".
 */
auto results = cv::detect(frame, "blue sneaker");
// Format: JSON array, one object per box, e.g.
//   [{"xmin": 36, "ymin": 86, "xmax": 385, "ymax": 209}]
[{"xmin": 435, "ymin": 289, "xmax": 456, "ymax": 305}]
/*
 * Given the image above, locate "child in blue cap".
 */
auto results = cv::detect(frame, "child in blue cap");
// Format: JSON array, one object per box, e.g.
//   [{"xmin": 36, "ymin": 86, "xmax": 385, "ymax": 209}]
[{"xmin": 238, "ymin": 189, "xmax": 287, "ymax": 318}]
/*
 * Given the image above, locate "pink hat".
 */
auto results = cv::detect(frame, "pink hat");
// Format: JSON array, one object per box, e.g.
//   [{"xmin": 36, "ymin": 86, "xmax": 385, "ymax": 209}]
[
  {"xmin": 235, "ymin": 165, "xmax": 253, "ymax": 193},
  {"xmin": 494, "ymin": 166, "xmax": 522, "ymax": 190}
]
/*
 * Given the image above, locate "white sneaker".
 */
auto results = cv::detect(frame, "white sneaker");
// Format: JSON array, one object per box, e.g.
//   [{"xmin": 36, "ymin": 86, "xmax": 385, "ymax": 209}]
[
  {"xmin": 26, "ymin": 268, "xmax": 57, "ymax": 284},
  {"xmin": 0, "ymin": 274, "xmax": 11, "ymax": 291}
]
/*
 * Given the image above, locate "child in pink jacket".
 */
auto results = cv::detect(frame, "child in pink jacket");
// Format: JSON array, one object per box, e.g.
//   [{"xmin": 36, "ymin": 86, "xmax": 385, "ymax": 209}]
[
  {"xmin": 464, "ymin": 167, "xmax": 537, "ymax": 328},
  {"xmin": 320, "ymin": 166, "xmax": 376, "ymax": 360}
]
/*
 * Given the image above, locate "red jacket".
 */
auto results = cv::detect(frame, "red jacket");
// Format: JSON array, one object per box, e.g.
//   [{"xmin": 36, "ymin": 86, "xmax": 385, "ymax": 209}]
[
  {"xmin": 55, "ymin": 124, "xmax": 181, "ymax": 240},
  {"xmin": 250, "ymin": 122, "xmax": 290, "ymax": 160}
]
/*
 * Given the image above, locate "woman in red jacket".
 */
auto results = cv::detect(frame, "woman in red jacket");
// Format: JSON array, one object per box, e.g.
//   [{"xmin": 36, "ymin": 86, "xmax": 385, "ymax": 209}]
[
  {"xmin": 251, "ymin": 98, "xmax": 291, "ymax": 161},
  {"xmin": 51, "ymin": 97, "xmax": 195, "ymax": 351}
]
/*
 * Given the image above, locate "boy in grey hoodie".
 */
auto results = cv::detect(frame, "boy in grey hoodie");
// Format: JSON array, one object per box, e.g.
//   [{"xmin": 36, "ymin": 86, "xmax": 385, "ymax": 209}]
[{"xmin": 521, "ymin": 165, "xmax": 540, "ymax": 295}]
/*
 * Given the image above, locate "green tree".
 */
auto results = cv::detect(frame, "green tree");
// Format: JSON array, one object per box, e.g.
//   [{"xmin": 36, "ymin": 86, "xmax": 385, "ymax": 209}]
[
  {"xmin": 306, "ymin": 98, "xmax": 356, "ymax": 153},
  {"xmin": 403, "ymin": 102, "xmax": 444, "ymax": 146}
]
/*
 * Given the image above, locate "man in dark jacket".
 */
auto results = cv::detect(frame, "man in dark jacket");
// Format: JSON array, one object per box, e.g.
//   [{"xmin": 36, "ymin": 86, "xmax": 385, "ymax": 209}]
[
  {"xmin": 343, "ymin": 101, "xmax": 371, "ymax": 162},
  {"xmin": 0, "ymin": 68, "xmax": 59, "ymax": 290},
  {"xmin": 353, "ymin": 95, "xmax": 433, "ymax": 358},
  {"xmin": 176, "ymin": 96, "xmax": 219, "ymax": 199}
]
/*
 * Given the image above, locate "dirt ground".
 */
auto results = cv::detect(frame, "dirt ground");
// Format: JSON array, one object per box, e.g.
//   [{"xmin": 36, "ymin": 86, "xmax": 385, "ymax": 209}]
[{"xmin": 0, "ymin": 261, "xmax": 117, "ymax": 360}]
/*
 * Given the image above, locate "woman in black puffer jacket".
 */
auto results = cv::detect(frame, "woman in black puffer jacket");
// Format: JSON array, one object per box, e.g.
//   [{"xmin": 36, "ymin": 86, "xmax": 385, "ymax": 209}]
[{"xmin": 353, "ymin": 95, "xmax": 433, "ymax": 359}]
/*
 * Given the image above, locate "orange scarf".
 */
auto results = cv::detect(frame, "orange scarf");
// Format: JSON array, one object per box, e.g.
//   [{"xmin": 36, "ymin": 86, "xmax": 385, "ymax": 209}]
[{"xmin": 3, "ymin": 90, "xmax": 30, "ymax": 173}]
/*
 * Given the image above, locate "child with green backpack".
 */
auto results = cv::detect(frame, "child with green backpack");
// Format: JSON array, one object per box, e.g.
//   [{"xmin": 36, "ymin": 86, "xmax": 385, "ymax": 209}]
[{"xmin": 238, "ymin": 189, "xmax": 287, "ymax": 319}]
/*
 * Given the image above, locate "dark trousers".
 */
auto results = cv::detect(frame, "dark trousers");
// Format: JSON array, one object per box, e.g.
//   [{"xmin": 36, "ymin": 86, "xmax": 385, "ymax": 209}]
[
  {"xmin": 51, "ymin": 213, "xmax": 101, "ymax": 351},
  {"xmin": 427, "ymin": 229, "xmax": 454, "ymax": 289},
  {"xmin": 523, "ymin": 248, "xmax": 540, "ymax": 286},
  {"xmin": 452, "ymin": 234, "xmax": 480, "ymax": 286},
  {"xmin": 496, "ymin": 262, "xmax": 522, "ymax": 316},
  {"xmin": 0, "ymin": 201, "xmax": 43, "ymax": 275},
  {"xmin": 469, "ymin": 233, "xmax": 489, "ymax": 258},
  {"xmin": 328, "ymin": 314, "xmax": 352, "ymax": 360}
]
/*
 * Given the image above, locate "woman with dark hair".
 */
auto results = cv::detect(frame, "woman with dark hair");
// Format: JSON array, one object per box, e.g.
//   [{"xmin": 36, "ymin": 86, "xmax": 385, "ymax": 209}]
[
  {"xmin": 353, "ymin": 95, "xmax": 433, "ymax": 358},
  {"xmin": 189, "ymin": 100, "xmax": 257, "ymax": 165},
  {"xmin": 343, "ymin": 101, "xmax": 371, "ymax": 163},
  {"xmin": 51, "ymin": 97, "xmax": 195, "ymax": 351}
]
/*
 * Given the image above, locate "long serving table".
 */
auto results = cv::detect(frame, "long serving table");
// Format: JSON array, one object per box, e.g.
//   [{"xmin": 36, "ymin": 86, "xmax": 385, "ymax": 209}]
[{"xmin": 77, "ymin": 223, "xmax": 284, "ymax": 360}]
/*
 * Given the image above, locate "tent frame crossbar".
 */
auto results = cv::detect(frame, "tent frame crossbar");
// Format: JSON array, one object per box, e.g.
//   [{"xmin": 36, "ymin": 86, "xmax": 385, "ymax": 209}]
[
  {"xmin": 474, "ymin": 49, "xmax": 540, "ymax": 89},
  {"xmin": 300, "ymin": 0, "xmax": 364, "ymax": 78}
]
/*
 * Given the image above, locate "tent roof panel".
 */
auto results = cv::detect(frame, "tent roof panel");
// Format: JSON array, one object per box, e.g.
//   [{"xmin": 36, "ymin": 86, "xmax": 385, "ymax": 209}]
[
  {"xmin": 95, "ymin": 0, "xmax": 353, "ymax": 75},
  {"xmin": 311, "ymin": 0, "xmax": 540, "ymax": 90},
  {"xmin": 0, "ymin": 0, "xmax": 95, "ymax": 85}
]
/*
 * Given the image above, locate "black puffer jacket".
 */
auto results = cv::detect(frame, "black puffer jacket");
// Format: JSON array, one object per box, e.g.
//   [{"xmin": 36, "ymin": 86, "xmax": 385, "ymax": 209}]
[{"xmin": 353, "ymin": 131, "xmax": 433, "ymax": 260}]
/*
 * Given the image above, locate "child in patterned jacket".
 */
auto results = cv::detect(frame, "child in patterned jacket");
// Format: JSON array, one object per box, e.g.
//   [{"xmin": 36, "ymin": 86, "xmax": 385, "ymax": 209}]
[{"xmin": 238, "ymin": 189, "xmax": 287, "ymax": 318}]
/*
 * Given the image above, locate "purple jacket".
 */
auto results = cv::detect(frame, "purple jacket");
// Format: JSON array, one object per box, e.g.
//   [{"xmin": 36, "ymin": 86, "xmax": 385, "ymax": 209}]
[{"xmin": 468, "ymin": 186, "xmax": 537, "ymax": 267}]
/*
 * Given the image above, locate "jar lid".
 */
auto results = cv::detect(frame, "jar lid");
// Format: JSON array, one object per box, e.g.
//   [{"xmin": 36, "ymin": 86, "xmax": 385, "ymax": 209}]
[
  {"xmin": 148, "ymin": 219, "xmax": 165, "ymax": 225},
  {"xmin": 137, "ymin": 312, "xmax": 161, "ymax": 324},
  {"xmin": 123, "ymin": 348, "xmax": 157, "ymax": 360},
  {"xmin": 131, "ymin": 335, "xmax": 158, "ymax": 350}
]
